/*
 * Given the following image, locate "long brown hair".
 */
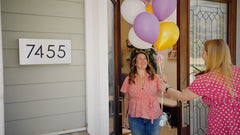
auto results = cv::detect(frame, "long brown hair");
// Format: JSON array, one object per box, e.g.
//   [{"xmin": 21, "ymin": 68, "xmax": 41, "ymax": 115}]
[
  {"xmin": 128, "ymin": 51, "xmax": 155, "ymax": 84},
  {"xmin": 204, "ymin": 39, "xmax": 233, "ymax": 90}
]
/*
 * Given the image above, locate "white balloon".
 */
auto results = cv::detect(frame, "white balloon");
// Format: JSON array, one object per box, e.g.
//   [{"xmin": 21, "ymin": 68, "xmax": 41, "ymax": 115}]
[
  {"xmin": 121, "ymin": 0, "xmax": 145, "ymax": 24},
  {"xmin": 128, "ymin": 27, "xmax": 153, "ymax": 49}
]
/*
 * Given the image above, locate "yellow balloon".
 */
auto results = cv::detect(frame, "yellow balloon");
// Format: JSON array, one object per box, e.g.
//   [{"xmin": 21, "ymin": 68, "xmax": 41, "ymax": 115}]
[
  {"xmin": 154, "ymin": 22, "xmax": 180, "ymax": 51},
  {"xmin": 146, "ymin": 4, "xmax": 154, "ymax": 14}
]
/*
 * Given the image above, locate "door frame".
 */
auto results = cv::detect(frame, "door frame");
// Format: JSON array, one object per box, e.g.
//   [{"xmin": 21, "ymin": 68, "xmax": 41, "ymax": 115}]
[
  {"xmin": 111, "ymin": 0, "xmax": 122, "ymax": 134},
  {"xmin": 177, "ymin": 0, "xmax": 190, "ymax": 134},
  {"xmin": 177, "ymin": 0, "xmax": 237, "ymax": 134}
]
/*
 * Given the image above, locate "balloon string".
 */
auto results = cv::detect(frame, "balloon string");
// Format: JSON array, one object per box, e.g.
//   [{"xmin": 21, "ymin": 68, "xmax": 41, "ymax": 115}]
[
  {"xmin": 156, "ymin": 51, "xmax": 164, "ymax": 75},
  {"xmin": 159, "ymin": 62, "xmax": 162, "ymax": 75},
  {"xmin": 142, "ymin": 0, "xmax": 151, "ymax": 6}
]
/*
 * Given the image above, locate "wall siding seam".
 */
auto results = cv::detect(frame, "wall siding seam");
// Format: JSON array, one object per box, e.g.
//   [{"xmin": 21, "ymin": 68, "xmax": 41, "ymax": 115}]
[
  {"xmin": 4, "ymin": 79, "xmax": 85, "ymax": 86},
  {"xmin": 1, "ymin": 29, "xmax": 84, "ymax": 35},
  {"xmin": 1, "ymin": 11, "xmax": 84, "ymax": 20},
  {"xmin": 4, "ymin": 95, "xmax": 86, "ymax": 104},
  {"xmin": 4, "ymin": 64, "xmax": 85, "ymax": 69},
  {"xmin": 3, "ymin": 65, "xmax": 85, "ymax": 68},
  {"xmin": 2, "ymin": 29, "xmax": 85, "ymax": 35},
  {"xmin": 3, "ymin": 64, "xmax": 85, "ymax": 69},
  {"xmin": 5, "ymin": 111, "xmax": 85, "ymax": 123}
]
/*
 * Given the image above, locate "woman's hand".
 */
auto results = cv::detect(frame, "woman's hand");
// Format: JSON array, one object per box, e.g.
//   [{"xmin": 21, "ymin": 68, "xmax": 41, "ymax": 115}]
[
  {"xmin": 123, "ymin": 118, "xmax": 129, "ymax": 129},
  {"xmin": 159, "ymin": 81, "xmax": 170, "ymax": 92},
  {"xmin": 160, "ymin": 74, "xmax": 167, "ymax": 83}
]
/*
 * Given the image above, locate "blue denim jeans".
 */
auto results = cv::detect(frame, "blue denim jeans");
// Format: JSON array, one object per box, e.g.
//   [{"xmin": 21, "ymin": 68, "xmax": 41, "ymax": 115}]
[{"xmin": 128, "ymin": 115, "xmax": 161, "ymax": 135}]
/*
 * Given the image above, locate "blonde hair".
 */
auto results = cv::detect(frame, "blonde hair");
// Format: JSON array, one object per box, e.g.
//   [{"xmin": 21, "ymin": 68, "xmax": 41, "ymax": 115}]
[
  {"xmin": 128, "ymin": 51, "xmax": 155, "ymax": 84},
  {"xmin": 204, "ymin": 39, "xmax": 233, "ymax": 90}
]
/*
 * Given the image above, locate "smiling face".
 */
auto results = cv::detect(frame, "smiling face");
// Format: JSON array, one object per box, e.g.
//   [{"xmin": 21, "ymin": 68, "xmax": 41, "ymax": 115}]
[
  {"xmin": 135, "ymin": 53, "xmax": 148, "ymax": 70},
  {"xmin": 202, "ymin": 48, "xmax": 208, "ymax": 65}
]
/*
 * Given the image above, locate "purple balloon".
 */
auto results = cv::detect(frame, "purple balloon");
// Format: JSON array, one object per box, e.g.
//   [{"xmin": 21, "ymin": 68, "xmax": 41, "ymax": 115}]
[
  {"xmin": 152, "ymin": 0, "xmax": 177, "ymax": 21},
  {"xmin": 133, "ymin": 12, "xmax": 160, "ymax": 44}
]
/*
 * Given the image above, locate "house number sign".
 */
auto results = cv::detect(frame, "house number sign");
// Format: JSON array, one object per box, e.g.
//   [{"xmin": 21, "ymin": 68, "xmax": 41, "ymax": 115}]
[{"xmin": 19, "ymin": 38, "xmax": 71, "ymax": 65}]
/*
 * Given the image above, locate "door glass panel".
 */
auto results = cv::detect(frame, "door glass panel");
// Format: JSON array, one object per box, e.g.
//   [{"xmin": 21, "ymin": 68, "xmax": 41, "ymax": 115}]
[
  {"xmin": 189, "ymin": 0, "xmax": 228, "ymax": 134},
  {"xmin": 108, "ymin": 1, "xmax": 115, "ymax": 135}
]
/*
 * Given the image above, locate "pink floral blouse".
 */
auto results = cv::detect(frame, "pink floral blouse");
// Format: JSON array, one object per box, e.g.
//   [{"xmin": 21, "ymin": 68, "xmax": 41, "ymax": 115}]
[
  {"xmin": 188, "ymin": 66, "xmax": 240, "ymax": 135},
  {"xmin": 120, "ymin": 72, "xmax": 163, "ymax": 123}
]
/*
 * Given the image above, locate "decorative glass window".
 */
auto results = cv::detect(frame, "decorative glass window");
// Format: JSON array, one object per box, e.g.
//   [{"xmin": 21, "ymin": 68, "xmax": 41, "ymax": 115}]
[{"xmin": 189, "ymin": 0, "xmax": 228, "ymax": 134}]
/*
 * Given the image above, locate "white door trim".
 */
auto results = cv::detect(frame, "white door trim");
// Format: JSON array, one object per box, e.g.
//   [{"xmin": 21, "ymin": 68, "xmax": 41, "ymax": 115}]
[{"xmin": 85, "ymin": 0, "xmax": 109, "ymax": 135}]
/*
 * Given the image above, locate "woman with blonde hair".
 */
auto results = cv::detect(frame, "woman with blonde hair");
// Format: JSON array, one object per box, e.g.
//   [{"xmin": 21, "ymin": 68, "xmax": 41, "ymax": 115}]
[
  {"xmin": 160, "ymin": 39, "xmax": 240, "ymax": 134},
  {"xmin": 121, "ymin": 51, "xmax": 166, "ymax": 135}
]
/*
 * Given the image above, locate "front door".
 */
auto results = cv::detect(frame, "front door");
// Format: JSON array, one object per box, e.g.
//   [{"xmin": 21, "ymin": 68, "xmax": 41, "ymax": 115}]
[
  {"xmin": 108, "ymin": 0, "xmax": 121, "ymax": 134},
  {"xmin": 177, "ymin": 0, "xmax": 237, "ymax": 134}
]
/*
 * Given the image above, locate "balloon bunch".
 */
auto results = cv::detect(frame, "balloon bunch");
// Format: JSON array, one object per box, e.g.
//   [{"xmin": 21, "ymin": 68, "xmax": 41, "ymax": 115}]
[{"xmin": 121, "ymin": 0, "xmax": 179, "ymax": 51}]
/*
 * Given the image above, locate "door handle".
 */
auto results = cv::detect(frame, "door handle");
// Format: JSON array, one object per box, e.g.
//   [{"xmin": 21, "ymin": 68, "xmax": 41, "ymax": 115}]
[
  {"xmin": 182, "ymin": 101, "xmax": 190, "ymax": 127},
  {"xmin": 119, "ymin": 96, "xmax": 123, "ymax": 116}
]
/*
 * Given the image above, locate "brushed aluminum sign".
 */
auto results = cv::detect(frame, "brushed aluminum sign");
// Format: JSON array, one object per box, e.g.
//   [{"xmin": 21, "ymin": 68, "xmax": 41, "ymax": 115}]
[{"xmin": 19, "ymin": 38, "xmax": 71, "ymax": 65}]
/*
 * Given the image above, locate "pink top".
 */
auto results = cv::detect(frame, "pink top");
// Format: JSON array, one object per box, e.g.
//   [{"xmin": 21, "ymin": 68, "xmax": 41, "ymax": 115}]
[
  {"xmin": 188, "ymin": 66, "xmax": 240, "ymax": 135},
  {"xmin": 120, "ymin": 72, "xmax": 163, "ymax": 123}
]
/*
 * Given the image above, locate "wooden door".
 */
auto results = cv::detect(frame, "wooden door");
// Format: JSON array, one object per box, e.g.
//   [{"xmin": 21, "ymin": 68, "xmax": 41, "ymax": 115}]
[
  {"xmin": 108, "ymin": 0, "xmax": 121, "ymax": 134},
  {"xmin": 177, "ymin": 0, "xmax": 236, "ymax": 134}
]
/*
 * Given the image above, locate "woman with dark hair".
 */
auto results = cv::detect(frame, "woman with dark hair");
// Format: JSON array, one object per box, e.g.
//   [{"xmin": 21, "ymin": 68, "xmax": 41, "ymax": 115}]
[
  {"xmin": 160, "ymin": 39, "xmax": 240, "ymax": 134},
  {"xmin": 121, "ymin": 51, "xmax": 166, "ymax": 135}
]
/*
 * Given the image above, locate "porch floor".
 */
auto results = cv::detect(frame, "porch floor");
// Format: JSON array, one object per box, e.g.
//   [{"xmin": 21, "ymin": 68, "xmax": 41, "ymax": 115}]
[
  {"xmin": 123, "ymin": 126, "xmax": 177, "ymax": 135},
  {"xmin": 62, "ymin": 131, "xmax": 89, "ymax": 135}
]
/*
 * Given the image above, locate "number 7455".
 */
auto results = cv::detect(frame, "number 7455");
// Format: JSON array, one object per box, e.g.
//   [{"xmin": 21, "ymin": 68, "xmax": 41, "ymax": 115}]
[{"xmin": 26, "ymin": 44, "xmax": 66, "ymax": 59}]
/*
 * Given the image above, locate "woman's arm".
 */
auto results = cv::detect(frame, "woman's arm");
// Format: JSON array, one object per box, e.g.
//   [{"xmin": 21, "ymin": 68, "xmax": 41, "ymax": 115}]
[
  {"xmin": 122, "ymin": 93, "xmax": 129, "ymax": 129},
  {"xmin": 158, "ymin": 74, "xmax": 171, "ymax": 97},
  {"xmin": 159, "ymin": 82, "xmax": 200, "ymax": 101}
]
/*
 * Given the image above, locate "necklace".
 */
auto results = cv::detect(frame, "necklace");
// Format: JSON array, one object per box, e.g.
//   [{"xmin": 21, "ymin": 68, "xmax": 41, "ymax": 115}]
[{"xmin": 137, "ymin": 75, "xmax": 145, "ymax": 90}]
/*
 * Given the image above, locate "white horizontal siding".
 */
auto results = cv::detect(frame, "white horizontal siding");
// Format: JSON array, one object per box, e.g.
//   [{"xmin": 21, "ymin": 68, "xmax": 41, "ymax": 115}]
[
  {"xmin": 3, "ymin": 49, "xmax": 85, "ymax": 67},
  {"xmin": 4, "ymin": 81, "xmax": 85, "ymax": 103},
  {"xmin": 5, "ymin": 111, "xmax": 86, "ymax": 135},
  {"xmin": 2, "ymin": 13, "xmax": 84, "ymax": 34},
  {"xmin": 2, "ymin": 0, "xmax": 86, "ymax": 134},
  {"xmin": 2, "ymin": 31, "xmax": 85, "ymax": 50},
  {"xmin": 5, "ymin": 97, "xmax": 85, "ymax": 121},
  {"xmin": 2, "ymin": 0, "xmax": 84, "ymax": 18},
  {"xmin": 4, "ymin": 66, "xmax": 85, "ymax": 85}
]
